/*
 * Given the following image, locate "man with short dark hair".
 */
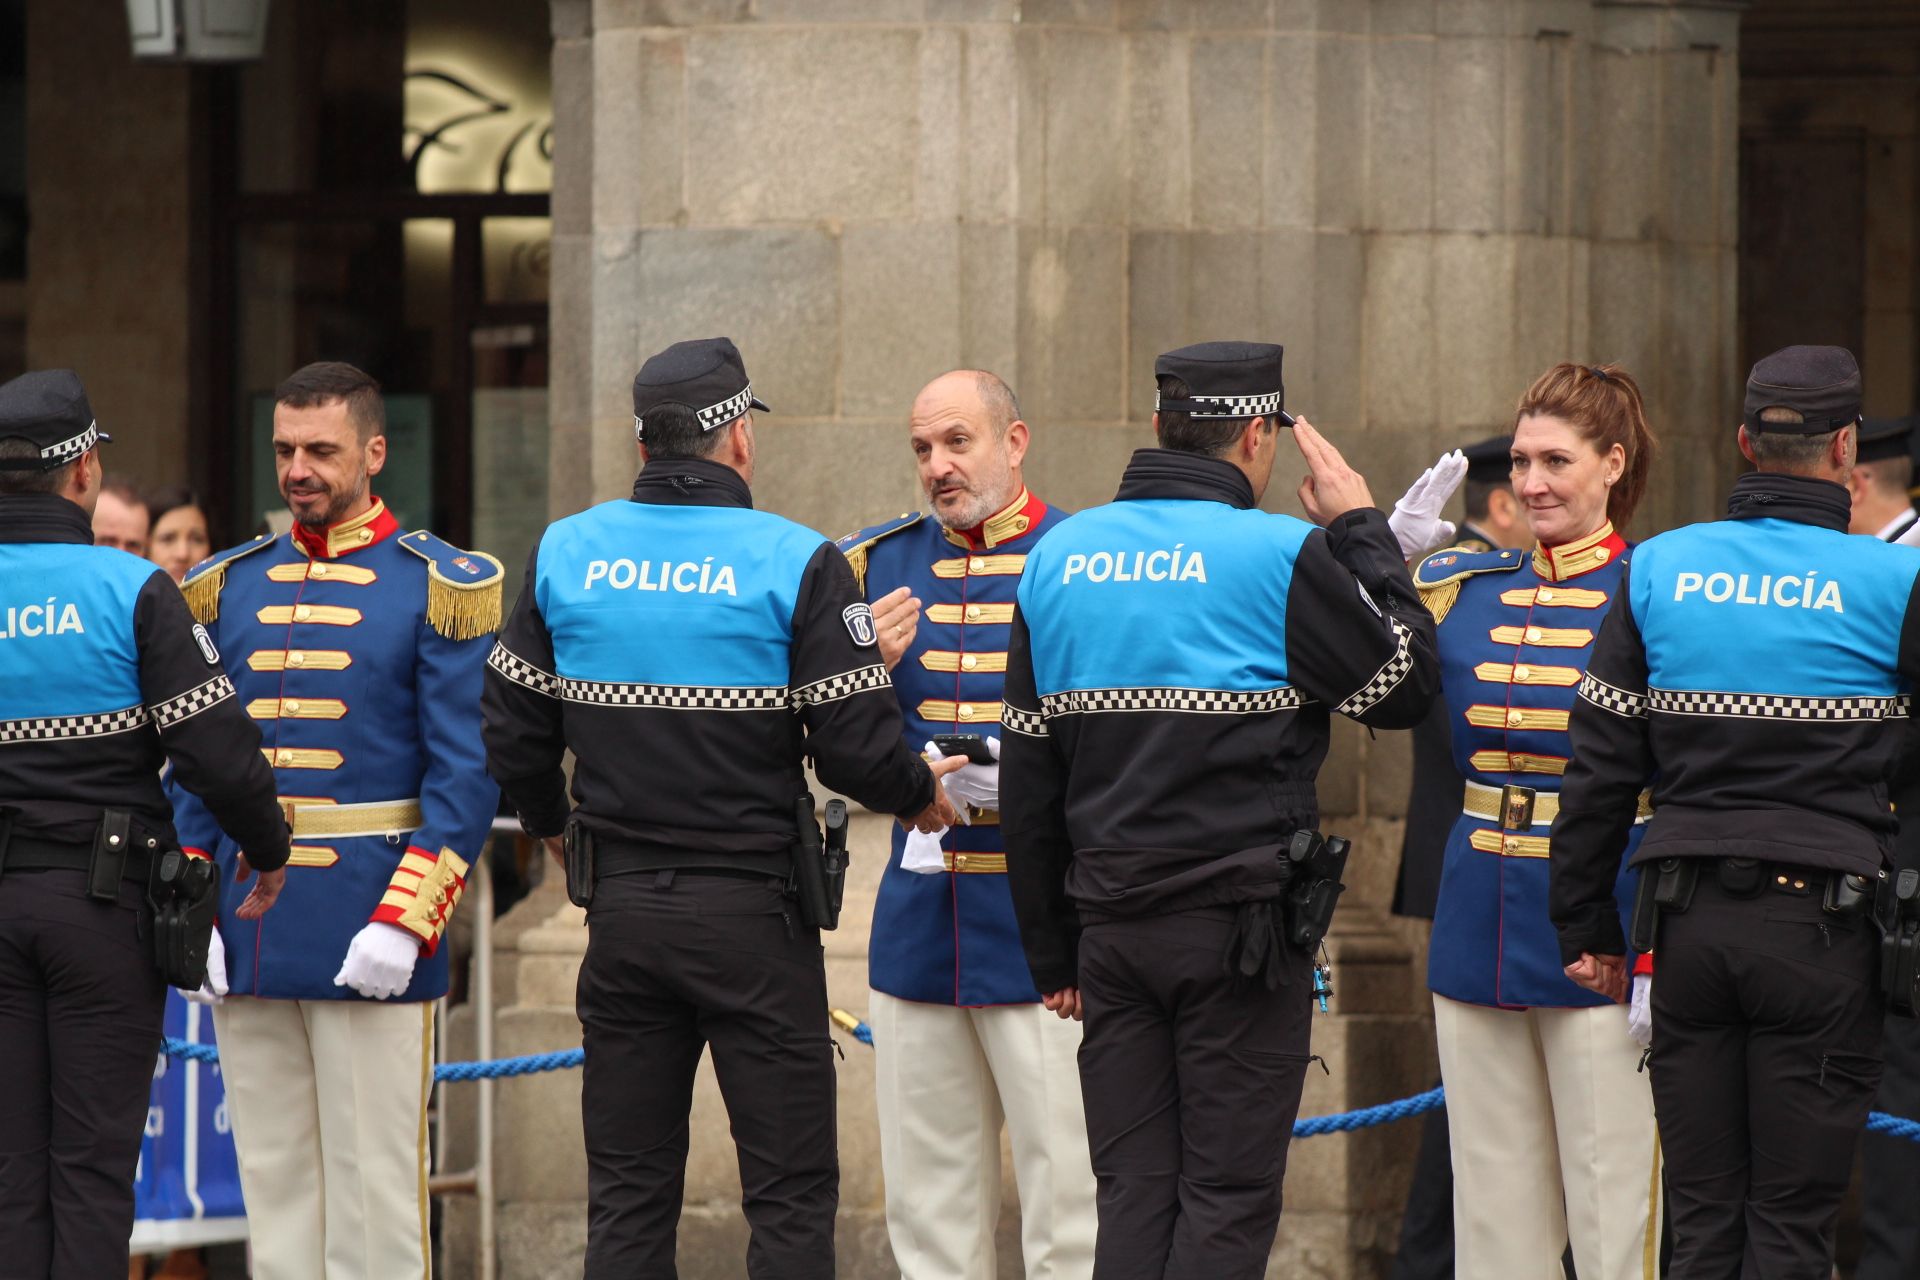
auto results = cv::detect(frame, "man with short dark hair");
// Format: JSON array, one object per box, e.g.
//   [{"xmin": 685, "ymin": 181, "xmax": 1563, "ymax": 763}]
[
  {"xmin": 1552, "ymin": 345, "xmax": 1920, "ymax": 1277},
  {"xmin": 172, "ymin": 359, "xmax": 502, "ymax": 1280},
  {"xmin": 1004, "ymin": 341, "xmax": 1440, "ymax": 1276},
  {"xmin": 839, "ymin": 369, "xmax": 1096, "ymax": 1280},
  {"xmin": 1849, "ymin": 417, "xmax": 1920, "ymax": 543},
  {"xmin": 93, "ymin": 476, "xmax": 149, "ymax": 555},
  {"xmin": 483, "ymin": 337, "xmax": 960, "ymax": 1278},
  {"xmin": 0, "ymin": 369, "xmax": 288, "ymax": 1276}
]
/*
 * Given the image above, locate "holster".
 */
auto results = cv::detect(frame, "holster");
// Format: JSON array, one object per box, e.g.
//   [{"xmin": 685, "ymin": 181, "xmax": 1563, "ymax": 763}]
[
  {"xmin": 790, "ymin": 795, "xmax": 837, "ymax": 931},
  {"xmin": 1282, "ymin": 828, "xmax": 1350, "ymax": 953},
  {"xmin": 1629, "ymin": 857, "xmax": 1699, "ymax": 954},
  {"xmin": 1877, "ymin": 868, "xmax": 1920, "ymax": 1017},
  {"xmin": 563, "ymin": 818, "xmax": 596, "ymax": 909},
  {"xmin": 147, "ymin": 848, "xmax": 219, "ymax": 989},
  {"xmin": 89, "ymin": 809, "xmax": 132, "ymax": 903}
]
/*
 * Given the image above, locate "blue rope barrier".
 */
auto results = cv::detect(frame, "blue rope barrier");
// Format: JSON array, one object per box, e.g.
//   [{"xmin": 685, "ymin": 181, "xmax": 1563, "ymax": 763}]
[{"xmin": 158, "ymin": 1037, "xmax": 1920, "ymax": 1142}]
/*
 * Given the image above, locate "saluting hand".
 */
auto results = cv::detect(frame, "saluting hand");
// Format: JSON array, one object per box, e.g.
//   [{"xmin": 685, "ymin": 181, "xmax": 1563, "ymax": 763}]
[
  {"xmin": 872, "ymin": 586, "xmax": 922, "ymax": 672},
  {"xmin": 232, "ymin": 854, "xmax": 285, "ymax": 920},
  {"xmin": 1292, "ymin": 417, "xmax": 1376, "ymax": 526}
]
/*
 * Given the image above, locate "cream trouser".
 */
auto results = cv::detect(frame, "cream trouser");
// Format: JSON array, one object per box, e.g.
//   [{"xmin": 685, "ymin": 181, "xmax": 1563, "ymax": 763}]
[
  {"xmin": 1434, "ymin": 994, "xmax": 1662, "ymax": 1280},
  {"xmin": 870, "ymin": 990, "xmax": 1098, "ymax": 1280},
  {"xmin": 212, "ymin": 996, "xmax": 434, "ymax": 1280}
]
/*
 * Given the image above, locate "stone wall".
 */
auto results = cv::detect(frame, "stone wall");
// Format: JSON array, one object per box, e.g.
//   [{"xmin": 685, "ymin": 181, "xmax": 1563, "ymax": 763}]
[
  {"xmin": 24, "ymin": 0, "xmax": 198, "ymax": 491},
  {"xmin": 508, "ymin": 1, "xmax": 1745, "ymax": 1274}
]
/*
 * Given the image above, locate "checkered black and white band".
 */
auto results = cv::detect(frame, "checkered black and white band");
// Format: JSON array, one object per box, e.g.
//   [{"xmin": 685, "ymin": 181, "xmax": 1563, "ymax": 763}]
[
  {"xmin": 1001, "ymin": 703, "xmax": 1049, "ymax": 737},
  {"xmin": 151, "ymin": 675, "xmax": 236, "ymax": 729},
  {"xmin": 1336, "ymin": 618, "xmax": 1416, "ymax": 717},
  {"xmin": 1646, "ymin": 688, "xmax": 1911, "ymax": 721},
  {"xmin": 1039, "ymin": 684, "xmax": 1306, "ymax": 717},
  {"xmin": 792, "ymin": 664, "xmax": 891, "ymax": 708},
  {"xmin": 488, "ymin": 644, "xmax": 562, "ymax": 698},
  {"xmin": 1577, "ymin": 673, "xmax": 1649, "ymax": 719},
  {"xmin": 697, "ymin": 384, "xmax": 757, "ymax": 429},
  {"xmin": 41, "ymin": 420, "xmax": 100, "ymax": 466},
  {"xmin": 562, "ymin": 678, "xmax": 791, "ymax": 711},
  {"xmin": 0, "ymin": 703, "xmax": 149, "ymax": 745},
  {"xmin": 1155, "ymin": 390, "xmax": 1283, "ymax": 420}
]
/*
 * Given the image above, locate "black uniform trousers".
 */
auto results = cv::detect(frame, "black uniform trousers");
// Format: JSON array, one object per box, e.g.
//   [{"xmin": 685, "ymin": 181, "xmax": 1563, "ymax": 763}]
[
  {"xmin": 0, "ymin": 869, "xmax": 167, "ymax": 1279},
  {"xmin": 1077, "ymin": 907, "xmax": 1313, "ymax": 1280},
  {"xmin": 1856, "ymin": 1013, "xmax": 1920, "ymax": 1278},
  {"xmin": 1649, "ymin": 867, "xmax": 1883, "ymax": 1280},
  {"xmin": 576, "ymin": 871, "xmax": 837, "ymax": 1280}
]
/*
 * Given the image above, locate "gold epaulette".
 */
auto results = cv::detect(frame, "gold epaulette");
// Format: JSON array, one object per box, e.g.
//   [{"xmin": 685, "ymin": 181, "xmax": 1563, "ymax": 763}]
[
  {"xmin": 1412, "ymin": 545, "xmax": 1525, "ymax": 627},
  {"xmin": 835, "ymin": 511, "xmax": 923, "ymax": 595},
  {"xmin": 178, "ymin": 535, "xmax": 277, "ymax": 624},
  {"xmin": 397, "ymin": 531, "xmax": 505, "ymax": 641}
]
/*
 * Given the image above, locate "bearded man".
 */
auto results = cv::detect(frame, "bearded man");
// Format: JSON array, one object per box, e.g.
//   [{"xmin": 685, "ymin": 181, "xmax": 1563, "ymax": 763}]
[
  {"xmin": 837, "ymin": 370, "xmax": 1097, "ymax": 1280},
  {"xmin": 170, "ymin": 361, "xmax": 502, "ymax": 1280}
]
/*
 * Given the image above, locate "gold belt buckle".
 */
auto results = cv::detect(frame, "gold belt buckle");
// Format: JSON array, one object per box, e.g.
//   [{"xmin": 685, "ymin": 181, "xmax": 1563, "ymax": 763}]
[
  {"xmin": 1500, "ymin": 784, "xmax": 1537, "ymax": 832},
  {"xmin": 280, "ymin": 799, "xmax": 300, "ymax": 830}
]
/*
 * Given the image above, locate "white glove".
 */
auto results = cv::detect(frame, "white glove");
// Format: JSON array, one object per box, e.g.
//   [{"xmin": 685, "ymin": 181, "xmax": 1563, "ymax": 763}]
[
  {"xmin": 943, "ymin": 736, "xmax": 1001, "ymax": 812},
  {"xmin": 1628, "ymin": 974, "xmax": 1653, "ymax": 1048},
  {"xmin": 902, "ymin": 825, "xmax": 949, "ymax": 875},
  {"xmin": 332, "ymin": 922, "xmax": 422, "ymax": 1000},
  {"xmin": 185, "ymin": 927, "xmax": 228, "ymax": 1005},
  {"xmin": 1387, "ymin": 450, "xmax": 1470, "ymax": 559}
]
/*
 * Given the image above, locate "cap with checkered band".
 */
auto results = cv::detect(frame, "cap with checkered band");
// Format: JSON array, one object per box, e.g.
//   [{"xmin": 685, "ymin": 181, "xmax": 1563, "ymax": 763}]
[
  {"xmin": 631, "ymin": 337, "xmax": 771, "ymax": 444},
  {"xmin": 0, "ymin": 369, "xmax": 112, "ymax": 472},
  {"xmin": 1743, "ymin": 345, "xmax": 1862, "ymax": 436},
  {"xmin": 1153, "ymin": 341, "xmax": 1285, "ymax": 420}
]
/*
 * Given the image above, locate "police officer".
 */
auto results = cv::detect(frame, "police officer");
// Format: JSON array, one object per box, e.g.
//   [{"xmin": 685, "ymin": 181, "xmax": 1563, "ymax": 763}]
[
  {"xmin": 480, "ymin": 337, "xmax": 961, "ymax": 1279},
  {"xmin": 1551, "ymin": 345, "xmax": 1917, "ymax": 1277},
  {"xmin": 1850, "ymin": 412, "xmax": 1920, "ymax": 1280},
  {"xmin": 1002, "ymin": 341, "xmax": 1440, "ymax": 1278},
  {"xmin": 0, "ymin": 369, "xmax": 290, "ymax": 1277}
]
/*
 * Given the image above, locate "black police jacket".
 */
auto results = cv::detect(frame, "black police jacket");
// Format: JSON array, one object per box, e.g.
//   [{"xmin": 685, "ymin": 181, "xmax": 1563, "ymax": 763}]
[
  {"xmin": 481, "ymin": 459, "xmax": 934, "ymax": 852},
  {"xmin": 1001, "ymin": 449, "xmax": 1441, "ymax": 992},
  {"xmin": 0, "ymin": 493, "xmax": 290, "ymax": 867},
  {"xmin": 1552, "ymin": 473, "xmax": 1920, "ymax": 961}
]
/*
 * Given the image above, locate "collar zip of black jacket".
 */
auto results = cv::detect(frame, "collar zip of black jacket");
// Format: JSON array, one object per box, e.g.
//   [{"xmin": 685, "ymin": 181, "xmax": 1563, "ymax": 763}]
[
  {"xmin": 1723, "ymin": 471, "xmax": 1850, "ymax": 533},
  {"xmin": 630, "ymin": 457, "xmax": 754, "ymax": 509},
  {"xmin": 0, "ymin": 493, "xmax": 94, "ymax": 545},
  {"xmin": 1114, "ymin": 448, "xmax": 1258, "ymax": 508}
]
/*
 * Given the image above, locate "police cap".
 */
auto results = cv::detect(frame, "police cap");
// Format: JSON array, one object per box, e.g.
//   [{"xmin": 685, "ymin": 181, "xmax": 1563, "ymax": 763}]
[
  {"xmin": 1858, "ymin": 416, "xmax": 1916, "ymax": 466},
  {"xmin": 0, "ymin": 369, "xmax": 110, "ymax": 472},
  {"xmin": 1743, "ymin": 345, "xmax": 1862, "ymax": 435},
  {"xmin": 1154, "ymin": 341, "xmax": 1285, "ymax": 420},
  {"xmin": 1462, "ymin": 434, "xmax": 1513, "ymax": 485},
  {"xmin": 631, "ymin": 337, "xmax": 770, "ymax": 444}
]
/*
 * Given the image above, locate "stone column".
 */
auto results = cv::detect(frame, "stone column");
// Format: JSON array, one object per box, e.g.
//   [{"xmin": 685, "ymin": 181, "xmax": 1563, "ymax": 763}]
[{"xmin": 504, "ymin": 1, "xmax": 1743, "ymax": 1274}]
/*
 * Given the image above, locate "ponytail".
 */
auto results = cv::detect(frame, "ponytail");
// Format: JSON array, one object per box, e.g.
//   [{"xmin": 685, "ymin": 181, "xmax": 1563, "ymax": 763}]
[{"xmin": 1514, "ymin": 362, "xmax": 1656, "ymax": 529}]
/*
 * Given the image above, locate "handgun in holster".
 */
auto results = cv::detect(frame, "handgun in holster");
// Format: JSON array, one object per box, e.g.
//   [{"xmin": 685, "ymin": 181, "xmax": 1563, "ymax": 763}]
[
  {"xmin": 790, "ymin": 794, "xmax": 839, "ymax": 931},
  {"xmin": 148, "ymin": 848, "xmax": 220, "ymax": 990},
  {"xmin": 1628, "ymin": 857, "xmax": 1698, "ymax": 955},
  {"xmin": 1283, "ymin": 829, "xmax": 1351, "ymax": 953},
  {"xmin": 563, "ymin": 818, "xmax": 596, "ymax": 909},
  {"xmin": 1878, "ymin": 869, "xmax": 1920, "ymax": 1016}
]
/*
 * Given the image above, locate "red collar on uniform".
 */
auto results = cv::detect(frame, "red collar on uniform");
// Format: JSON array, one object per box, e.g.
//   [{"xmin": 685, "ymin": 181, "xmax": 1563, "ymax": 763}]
[
  {"xmin": 290, "ymin": 497, "xmax": 400, "ymax": 560},
  {"xmin": 1531, "ymin": 522, "xmax": 1626, "ymax": 583},
  {"xmin": 941, "ymin": 487, "xmax": 1048, "ymax": 551}
]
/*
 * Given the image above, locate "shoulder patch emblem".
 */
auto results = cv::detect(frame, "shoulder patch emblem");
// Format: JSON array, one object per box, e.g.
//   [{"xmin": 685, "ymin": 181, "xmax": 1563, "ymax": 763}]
[
  {"xmin": 398, "ymin": 531, "xmax": 505, "ymax": 641},
  {"xmin": 843, "ymin": 602, "xmax": 877, "ymax": 648},
  {"xmin": 191, "ymin": 623, "xmax": 221, "ymax": 666}
]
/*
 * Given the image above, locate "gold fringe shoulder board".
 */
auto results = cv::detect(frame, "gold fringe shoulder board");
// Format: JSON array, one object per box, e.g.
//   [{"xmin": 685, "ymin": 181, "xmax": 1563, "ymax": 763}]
[
  {"xmin": 1412, "ymin": 545, "xmax": 1525, "ymax": 627},
  {"xmin": 178, "ymin": 534, "xmax": 278, "ymax": 624},
  {"xmin": 834, "ymin": 511, "xmax": 923, "ymax": 595},
  {"xmin": 397, "ymin": 531, "xmax": 505, "ymax": 641}
]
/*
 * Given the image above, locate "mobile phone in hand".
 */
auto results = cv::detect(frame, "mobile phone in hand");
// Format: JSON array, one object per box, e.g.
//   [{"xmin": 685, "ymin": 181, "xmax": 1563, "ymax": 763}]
[{"xmin": 931, "ymin": 733, "xmax": 993, "ymax": 764}]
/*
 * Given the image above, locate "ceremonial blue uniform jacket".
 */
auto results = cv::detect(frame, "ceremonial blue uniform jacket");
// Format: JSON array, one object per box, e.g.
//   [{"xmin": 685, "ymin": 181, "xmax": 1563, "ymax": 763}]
[
  {"xmin": 839, "ymin": 488, "xmax": 1067, "ymax": 1007},
  {"xmin": 1554, "ymin": 474, "xmax": 1920, "ymax": 961},
  {"xmin": 1416, "ymin": 524, "xmax": 1644, "ymax": 1009},
  {"xmin": 171, "ymin": 500, "xmax": 502, "ymax": 1002}
]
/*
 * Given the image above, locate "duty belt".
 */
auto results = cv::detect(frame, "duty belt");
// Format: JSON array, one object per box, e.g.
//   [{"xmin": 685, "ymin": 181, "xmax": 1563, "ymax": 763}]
[
  {"xmin": 279, "ymin": 797, "xmax": 423, "ymax": 840},
  {"xmin": 1462, "ymin": 781, "xmax": 1653, "ymax": 858}
]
